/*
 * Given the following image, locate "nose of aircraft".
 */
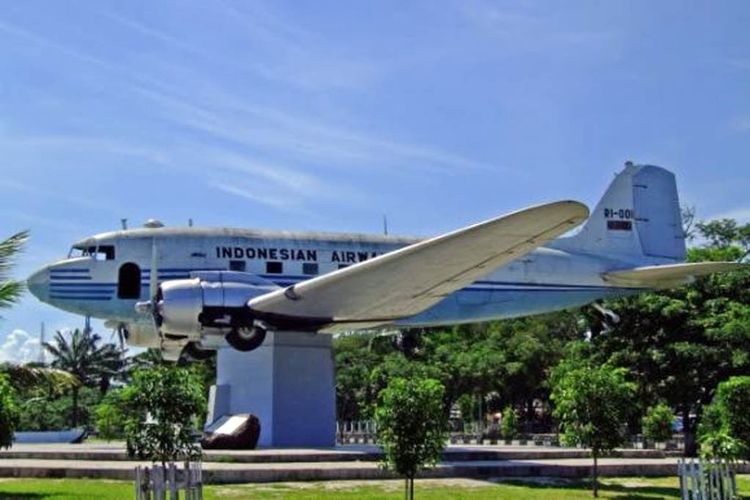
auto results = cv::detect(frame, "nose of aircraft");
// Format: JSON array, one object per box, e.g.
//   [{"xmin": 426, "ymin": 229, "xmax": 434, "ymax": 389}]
[{"xmin": 27, "ymin": 266, "xmax": 50, "ymax": 302}]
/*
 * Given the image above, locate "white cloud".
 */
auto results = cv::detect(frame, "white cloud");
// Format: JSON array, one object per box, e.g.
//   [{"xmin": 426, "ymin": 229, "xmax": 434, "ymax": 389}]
[
  {"xmin": 212, "ymin": 182, "xmax": 303, "ymax": 212},
  {"xmin": 134, "ymin": 85, "xmax": 495, "ymax": 174},
  {"xmin": 457, "ymin": 0, "xmax": 620, "ymax": 56},
  {"xmin": 729, "ymin": 116, "xmax": 750, "ymax": 132},
  {"xmin": 0, "ymin": 329, "xmax": 41, "ymax": 364},
  {"xmin": 706, "ymin": 207, "xmax": 750, "ymax": 224}
]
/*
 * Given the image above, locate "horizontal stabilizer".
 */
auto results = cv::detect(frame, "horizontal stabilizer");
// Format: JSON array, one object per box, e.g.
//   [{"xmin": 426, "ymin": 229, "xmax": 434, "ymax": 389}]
[
  {"xmin": 248, "ymin": 200, "xmax": 589, "ymax": 330},
  {"xmin": 602, "ymin": 262, "xmax": 748, "ymax": 288}
]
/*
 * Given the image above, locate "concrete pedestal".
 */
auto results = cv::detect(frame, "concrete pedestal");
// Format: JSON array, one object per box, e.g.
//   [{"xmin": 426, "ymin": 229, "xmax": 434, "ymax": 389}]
[{"xmin": 206, "ymin": 331, "xmax": 336, "ymax": 448}]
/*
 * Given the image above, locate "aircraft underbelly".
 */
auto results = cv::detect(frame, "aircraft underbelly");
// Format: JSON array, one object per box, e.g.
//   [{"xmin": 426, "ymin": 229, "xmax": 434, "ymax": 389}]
[{"xmin": 396, "ymin": 286, "xmax": 639, "ymax": 327}]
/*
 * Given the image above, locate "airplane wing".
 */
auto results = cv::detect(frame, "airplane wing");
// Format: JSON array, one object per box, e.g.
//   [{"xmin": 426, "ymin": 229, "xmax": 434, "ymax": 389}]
[
  {"xmin": 602, "ymin": 262, "xmax": 749, "ymax": 288},
  {"xmin": 247, "ymin": 200, "xmax": 589, "ymax": 330}
]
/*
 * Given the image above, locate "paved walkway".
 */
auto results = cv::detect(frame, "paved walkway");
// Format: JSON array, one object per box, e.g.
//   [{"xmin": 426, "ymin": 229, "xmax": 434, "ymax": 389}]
[
  {"xmin": 0, "ymin": 457, "xmax": 689, "ymax": 482},
  {"xmin": 0, "ymin": 442, "xmax": 670, "ymax": 462},
  {"xmin": 0, "ymin": 443, "xmax": 705, "ymax": 483}
]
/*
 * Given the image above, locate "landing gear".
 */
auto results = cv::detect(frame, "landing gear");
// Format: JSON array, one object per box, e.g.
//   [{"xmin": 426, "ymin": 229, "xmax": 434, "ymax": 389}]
[
  {"xmin": 225, "ymin": 322, "xmax": 268, "ymax": 352},
  {"xmin": 182, "ymin": 342, "xmax": 215, "ymax": 361}
]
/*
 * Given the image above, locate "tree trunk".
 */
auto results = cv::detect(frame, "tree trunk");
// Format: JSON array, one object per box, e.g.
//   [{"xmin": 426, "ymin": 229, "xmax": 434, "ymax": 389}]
[
  {"xmin": 682, "ymin": 407, "xmax": 697, "ymax": 457},
  {"xmin": 527, "ymin": 399, "xmax": 534, "ymax": 432},
  {"xmin": 71, "ymin": 387, "xmax": 79, "ymax": 428},
  {"xmin": 592, "ymin": 450, "xmax": 599, "ymax": 497},
  {"xmin": 410, "ymin": 476, "xmax": 414, "ymax": 500},
  {"xmin": 404, "ymin": 477, "xmax": 408, "ymax": 500}
]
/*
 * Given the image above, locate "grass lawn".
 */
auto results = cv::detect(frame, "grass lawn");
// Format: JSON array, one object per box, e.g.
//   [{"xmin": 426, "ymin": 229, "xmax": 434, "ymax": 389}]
[{"xmin": 0, "ymin": 476, "xmax": 749, "ymax": 499}]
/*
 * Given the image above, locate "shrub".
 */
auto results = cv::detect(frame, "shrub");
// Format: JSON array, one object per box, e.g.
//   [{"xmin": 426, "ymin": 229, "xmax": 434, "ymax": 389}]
[
  {"xmin": 642, "ymin": 403, "xmax": 674, "ymax": 444},
  {"xmin": 699, "ymin": 376, "xmax": 750, "ymax": 460},
  {"xmin": 0, "ymin": 374, "xmax": 19, "ymax": 448},
  {"xmin": 501, "ymin": 406, "xmax": 520, "ymax": 440},
  {"xmin": 95, "ymin": 392, "xmax": 124, "ymax": 441}
]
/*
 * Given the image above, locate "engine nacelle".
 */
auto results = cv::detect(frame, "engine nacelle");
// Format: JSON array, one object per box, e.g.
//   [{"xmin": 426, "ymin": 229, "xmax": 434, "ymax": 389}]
[{"xmin": 154, "ymin": 271, "xmax": 280, "ymax": 339}]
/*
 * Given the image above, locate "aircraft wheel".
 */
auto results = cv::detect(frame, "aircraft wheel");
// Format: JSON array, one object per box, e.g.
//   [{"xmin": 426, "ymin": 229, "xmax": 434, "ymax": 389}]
[
  {"xmin": 183, "ymin": 342, "xmax": 214, "ymax": 361},
  {"xmin": 226, "ymin": 325, "xmax": 267, "ymax": 352}
]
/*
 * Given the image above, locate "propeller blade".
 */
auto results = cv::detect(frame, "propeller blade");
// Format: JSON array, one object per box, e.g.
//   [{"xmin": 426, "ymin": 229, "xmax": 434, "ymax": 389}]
[{"xmin": 149, "ymin": 237, "xmax": 158, "ymax": 300}]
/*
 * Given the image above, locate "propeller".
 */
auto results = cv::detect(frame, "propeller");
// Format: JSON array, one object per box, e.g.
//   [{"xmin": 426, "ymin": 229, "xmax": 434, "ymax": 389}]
[{"xmin": 135, "ymin": 237, "xmax": 163, "ymax": 328}]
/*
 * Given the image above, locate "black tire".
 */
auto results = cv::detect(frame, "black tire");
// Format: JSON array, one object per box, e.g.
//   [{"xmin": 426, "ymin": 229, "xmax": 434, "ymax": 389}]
[
  {"xmin": 226, "ymin": 326, "xmax": 267, "ymax": 352},
  {"xmin": 183, "ymin": 342, "xmax": 215, "ymax": 361}
]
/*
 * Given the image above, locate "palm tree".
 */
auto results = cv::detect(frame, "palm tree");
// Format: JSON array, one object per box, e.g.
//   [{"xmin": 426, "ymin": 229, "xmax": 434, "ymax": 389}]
[
  {"xmin": 0, "ymin": 231, "xmax": 28, "ymax": 312},
  {"xmin": 0, "ymin": 362, "xmax": 78, "ymax": 395},
  {"xmin": 43, "ymin": 329, "xmax": 125, "ymax": 427}
]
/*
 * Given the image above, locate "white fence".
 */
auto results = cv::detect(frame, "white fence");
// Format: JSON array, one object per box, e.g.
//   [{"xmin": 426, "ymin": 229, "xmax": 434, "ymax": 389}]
[
  {"xmin": 678, "ymin": 458, "xmax": 737, "ymax": 500},
  {"xmin": 134, "ymin": 462, "xmax": 203, "ymax": 500},
  {"xmin": 337, "ymin": 420, "xmax": 378, "ymax": 444}
]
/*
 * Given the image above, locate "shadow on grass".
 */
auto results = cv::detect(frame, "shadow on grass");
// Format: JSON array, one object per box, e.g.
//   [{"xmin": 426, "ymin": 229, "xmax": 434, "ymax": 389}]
[
  {"xmin": 0, "ymin": 494, "xmax": 49, "ymax": 499},
  {"xmin": 500, "ymin": 479, "xmax": 681, "ymax": 499}
]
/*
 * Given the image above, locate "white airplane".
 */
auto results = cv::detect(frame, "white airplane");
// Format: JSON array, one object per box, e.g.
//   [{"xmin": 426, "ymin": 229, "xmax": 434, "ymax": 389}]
[{"xmin": 27, "ymin": 162, "xmax": 745, "ymax": 360}]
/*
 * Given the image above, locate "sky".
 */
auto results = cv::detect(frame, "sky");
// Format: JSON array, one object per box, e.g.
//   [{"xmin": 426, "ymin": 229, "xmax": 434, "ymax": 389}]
[{"xmin": 0, "ymin": 0, "xmax": 748, "ymax": 362}]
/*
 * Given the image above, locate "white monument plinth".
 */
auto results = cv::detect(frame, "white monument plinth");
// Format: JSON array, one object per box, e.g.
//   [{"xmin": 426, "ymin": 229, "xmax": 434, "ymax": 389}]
[{"xmin": 206, "ymin": 331, "xmax": 336, "ymax": 447}]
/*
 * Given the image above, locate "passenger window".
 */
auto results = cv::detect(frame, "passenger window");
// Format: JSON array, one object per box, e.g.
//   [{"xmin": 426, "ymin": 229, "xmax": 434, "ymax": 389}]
[
  {"xmin": 266, "ymin": 262, "xmax": 283, "ymax": 274},
  {"xmin": 118, "ymin": 263, "xmax": 141, "ymax": 299},
  {"xmin": 229, "ymin": 260, "xmax": 246, "ymax": 272},
  {"xmin": 98, "ymin": 245, "xmax": 115, "ymax": 260},
  {"xmin": 302, "ymin": 263, "xmax": 318, "ymax": 275}
]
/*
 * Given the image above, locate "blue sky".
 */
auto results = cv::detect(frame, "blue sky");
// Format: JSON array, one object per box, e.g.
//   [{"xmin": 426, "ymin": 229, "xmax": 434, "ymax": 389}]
[{"xmin": 1, "ymin": 0, "xmax": 748, "ymax": 361}]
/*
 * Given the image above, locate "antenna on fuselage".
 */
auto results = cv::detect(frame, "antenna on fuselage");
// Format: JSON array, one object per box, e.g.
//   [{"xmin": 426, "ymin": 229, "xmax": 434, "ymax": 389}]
[
  {"xmin": 121, "ymin": 219, "xmax": 128, "ymax": 230},
  {"xmin": 383, "ymin": 214, "xmax": 388, "ymax": 236},
  {"xmin": 188, "ymin": 218, "xmax": 194, "ymax": 227}
]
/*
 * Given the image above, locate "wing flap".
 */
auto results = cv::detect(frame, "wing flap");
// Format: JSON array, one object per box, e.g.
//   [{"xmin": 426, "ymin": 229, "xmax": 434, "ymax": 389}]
[
  {"xmin": 248, "ymin": 200, "xmax": 589, "ymax": 325},
  {"xmin": 602, "ymin": 262, "xmax": 748, "ymax": 288}
]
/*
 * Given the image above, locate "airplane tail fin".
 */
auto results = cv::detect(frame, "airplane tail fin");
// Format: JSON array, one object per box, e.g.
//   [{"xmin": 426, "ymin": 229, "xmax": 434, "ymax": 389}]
[{"xmin": 558, "ymin": 162, "xmax": 686, "ymax": 263}]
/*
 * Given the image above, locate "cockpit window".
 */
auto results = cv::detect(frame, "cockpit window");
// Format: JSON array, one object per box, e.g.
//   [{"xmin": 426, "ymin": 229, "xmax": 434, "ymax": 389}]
[
  {"xmin": 68, "ymin": 245, "xmax": 116, "ymax": 260},
  {"xmin": 68, "ymin": 247, "xmax": 84, "ymax": 258}
]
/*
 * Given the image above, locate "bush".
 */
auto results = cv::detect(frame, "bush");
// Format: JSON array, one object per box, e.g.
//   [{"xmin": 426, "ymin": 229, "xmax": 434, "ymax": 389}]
[
  {"xmin": 501, "ymin": 406, "xmax": 520, "ymax": 440},
  {"xmin": 0, "ymin": 374, "xmax": 19, "ymax": 448},
  {"xmin": 699, "ymin": 376, "xmax": 750, "ymax": 460},
  {"xmin": 95, "ymin": 391, "xmax": 124, "ymax": 441},
  {"xmin": 642, "ymin": 403, "xmax": 674, "ymax": 444}
]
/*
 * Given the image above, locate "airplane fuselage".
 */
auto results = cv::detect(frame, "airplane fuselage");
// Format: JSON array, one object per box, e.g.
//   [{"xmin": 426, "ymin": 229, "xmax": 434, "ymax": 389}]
[{"xmin": 28, "ymin": 226, "xmax": 647, "ymax": 341}]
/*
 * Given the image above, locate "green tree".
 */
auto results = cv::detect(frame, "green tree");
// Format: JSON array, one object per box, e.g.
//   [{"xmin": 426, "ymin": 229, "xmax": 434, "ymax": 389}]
[
  {"xmin": 0, "ymin": 231, "xmax": 28, "ymax": 312},
  {"xmin": 8, "ymin": 363, "xmax": 80, "ymax": 432},
  {"xmin": 374, "ymin": 377, "xmax": 448, "ymax": 500},
  {"xmin": 334, "ymin": 311, "xmax": 581, "ymax": 429},
  {"xmin": 642, "ymin": 403, "xmax": 674, "ymax": 446},
  {"xmin": 0, "ymin": 374, "xmax": 19, "ymax": 449},
  {"xmin": 588, "ymin": 218, "xmax": 750, "ymax": 455},
  {"xmin": 334, "ymin": 333, "xmax": 385, "ymax": 421},
  {"xmin": 552, "ymin": 364, "xmax": 635, "ymax": 497},
  {"xmin": 501, "ymin": 405, "xmax": 520, "ymax": 440},
  {"xmin": 119, "ymin": 366, "xmax": 205, "ymax": 467},
  {"xmin": 43, "ymin": 329, "xmax": 125, "ymax": 427}
]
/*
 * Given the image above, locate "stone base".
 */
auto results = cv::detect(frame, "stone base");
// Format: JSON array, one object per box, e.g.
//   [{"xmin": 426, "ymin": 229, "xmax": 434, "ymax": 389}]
[{"xmin": 206, "ymin": 331, "xmax": 336, "ymax": 448}]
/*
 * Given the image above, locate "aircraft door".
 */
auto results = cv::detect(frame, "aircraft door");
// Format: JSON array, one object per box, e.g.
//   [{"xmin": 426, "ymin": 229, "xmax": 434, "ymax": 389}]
[{"xmin": 118, "ymin": 262, "xmax": 142, "ymax": 299}]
